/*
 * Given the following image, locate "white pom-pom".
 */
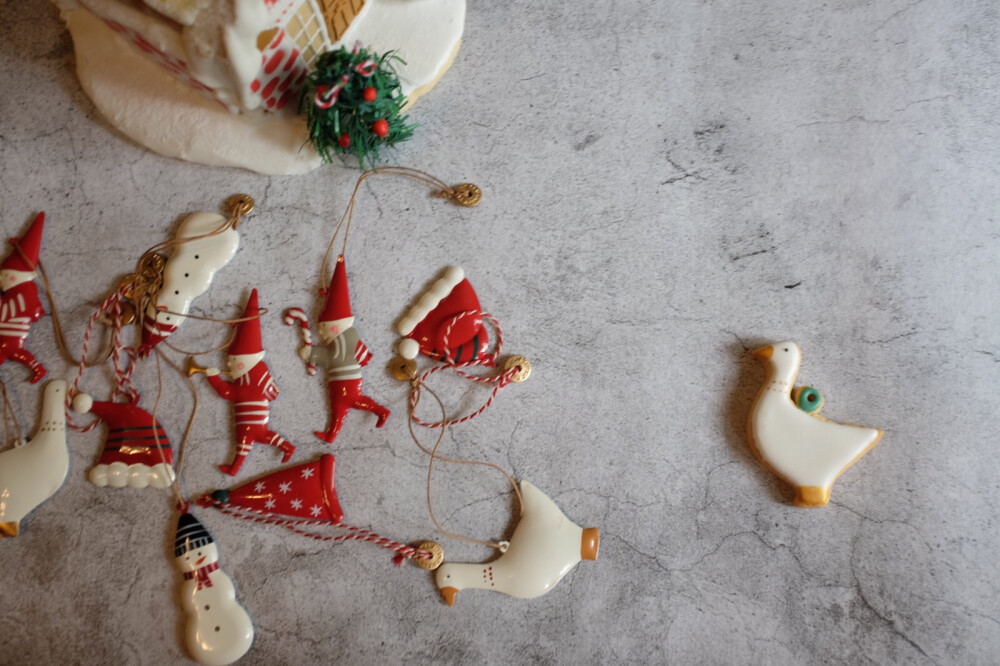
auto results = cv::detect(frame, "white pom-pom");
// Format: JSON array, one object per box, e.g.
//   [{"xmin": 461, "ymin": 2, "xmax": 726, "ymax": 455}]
[
  {"xmin": 399, "ymin": 338, "xmax": 419, "ymax": 360},
  {"xmin": 72, "ymin": 393, "xmax": 93, "ymax": 414}
]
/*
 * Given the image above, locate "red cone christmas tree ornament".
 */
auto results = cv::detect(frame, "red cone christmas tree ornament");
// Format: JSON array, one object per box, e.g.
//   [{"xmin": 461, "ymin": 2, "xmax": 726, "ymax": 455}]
[
  {"xmin": 0, "ymin": 212, "xmax": 48, "ymax": 384},
  {"xmin": 196, "ymin": 288, "xmax": 296, "ymax": 476},
  {"xmin": 287, "ymin": 255, "xmax": 389, "ymax": 445},
  {"xmin": 71, "ymin": 392, "xmax": 175, "ymax": 489},
  {"xmin": 173, "ymin": 510, "xmax": 254, "ymax": 665},
  {"xmin": 196, "ymin": 453, "xmax": 440, "ymax": 568},
  {"xmin": 197, "ymin": 453, "xmax": 344, "ymax": 524}
]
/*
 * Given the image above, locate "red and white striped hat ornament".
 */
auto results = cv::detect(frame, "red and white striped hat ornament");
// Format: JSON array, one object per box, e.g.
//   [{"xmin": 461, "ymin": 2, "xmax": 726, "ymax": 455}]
[
  {"xmin": 396, "ymin": 266, "xmax": 490, "ymax": 365},
  {"xmin": 2, "ymin": 212, "xmax": 44, "ymax": 272},
  {"xmin": 228, "ymin": 288, "xmax": 263, "ymax": 356}
]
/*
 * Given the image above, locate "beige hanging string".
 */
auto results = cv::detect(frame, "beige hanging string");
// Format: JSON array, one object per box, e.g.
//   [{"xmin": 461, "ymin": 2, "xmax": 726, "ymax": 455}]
[
  {"xmin": 0, "ymin": 377, "xmax": 22, "ymax": 448},
  {"xmin": 320, "ymin": 167, "xmax": 480, "ymax": 287},
  {"xmin": 407, "ymin": 373, "xmax": 522, "ymax": 553},
  {"xmin": 150, "ymin": 346, "xmax": 200, "ymax": 510}
]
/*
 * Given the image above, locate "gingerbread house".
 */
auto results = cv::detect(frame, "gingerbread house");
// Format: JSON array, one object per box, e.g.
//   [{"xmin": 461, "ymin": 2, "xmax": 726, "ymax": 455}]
[{"xmin": 60, "ymin": 0, "xmax": 369, "ymax": 112}]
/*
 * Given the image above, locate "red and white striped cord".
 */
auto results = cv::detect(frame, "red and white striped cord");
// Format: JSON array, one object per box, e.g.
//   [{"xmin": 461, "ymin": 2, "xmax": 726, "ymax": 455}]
[
  {"xmin": 199, "ymin": 497, "xmax": 432, "ymax": 565},
  {"xmin": 408, "ymin": 311, "xmax": 519, "ymax": 429},
  {"xmin": 283, "ymin": 307, "xmax": 317, "ymax": 376},
  {"xmin": 65, "ymin": 283, "xmax": 137, "ymax": 432}
]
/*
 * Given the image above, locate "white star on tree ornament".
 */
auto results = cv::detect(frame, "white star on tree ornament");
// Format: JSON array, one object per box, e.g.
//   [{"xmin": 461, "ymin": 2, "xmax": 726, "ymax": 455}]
[
  {"xmin": 301, "ymin": 467, "xmax": 315, "ymax": 479},
  {"xmin": 254, "ymin": 481, "xmax": 266, "ymax": 492},
  {"xmin": 279, "ymin": 481, "xmax": 292, "ymax": 494},
  {"xmin": 290, "ymin": 498, "xmax": 303, "ymax": 510},
  {"xmin": 310, "ymin": 505, "xmax": 322, "ymax": 517},
  {"xmin": 265, "ymin": 498, "xmax": 276, "ymax": 509}
]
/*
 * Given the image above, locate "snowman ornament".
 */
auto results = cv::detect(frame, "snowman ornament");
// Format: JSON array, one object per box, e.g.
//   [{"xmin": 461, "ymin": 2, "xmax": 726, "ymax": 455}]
[{"xmin": 173, "ymin": 512, "xmax": 254, "ymax": 665}]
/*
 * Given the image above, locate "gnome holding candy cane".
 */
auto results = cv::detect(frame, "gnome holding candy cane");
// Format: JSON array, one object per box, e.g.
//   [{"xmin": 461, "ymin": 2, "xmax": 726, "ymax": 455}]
[
  {"xmin": 0, "ymin": 212, "xmax": 47, "ymax": 383},
  {"xmin": 200, "ymin": 289, "xmax": 295, "ymax": 476},
  {"xmin": 289, "ymin": 255, "xmax": 389, "ymax": 444}
]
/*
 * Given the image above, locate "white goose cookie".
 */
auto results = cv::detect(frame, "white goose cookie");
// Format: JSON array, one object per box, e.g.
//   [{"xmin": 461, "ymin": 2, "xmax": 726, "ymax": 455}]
[
  {"xmin": 435, "ymin": 481, "xmax": 599, "ymax": 605},
  {"xmin": 748, "ymin": 341, "xmax": 883, "ymax": 507}
]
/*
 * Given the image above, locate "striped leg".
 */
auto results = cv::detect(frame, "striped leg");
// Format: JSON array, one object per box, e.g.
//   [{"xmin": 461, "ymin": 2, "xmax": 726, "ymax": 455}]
[
  {"xmin": 7, "ymin": 347, "xmax": 46, "ymax": 384},
  {"xmin": 219, "ymin": 439, "xmax": 253, "ymax": 476},
  {"xmin": 265, "ymin": 431, "xmax": 295, "ymax": 463}
]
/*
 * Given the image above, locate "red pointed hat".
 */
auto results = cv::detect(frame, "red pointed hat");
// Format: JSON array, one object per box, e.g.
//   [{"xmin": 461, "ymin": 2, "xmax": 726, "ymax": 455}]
[
  {"xmin": 396, "ymin": 266, "xmax": 490, "ymax": 364},
  {"xmin": 229, "ymin": 288, "xmax": 263, "ymax": 355},
  {"xmin": 318, "ymin": 255, "xmax": 352, "ymax": 323},
  {"xmin": 200, "ymin": 453, "xmax": 344, "ymax": 523},
  {"xmin": 2, "ymin": 212, "xmax": 44, "ymax": 272}
]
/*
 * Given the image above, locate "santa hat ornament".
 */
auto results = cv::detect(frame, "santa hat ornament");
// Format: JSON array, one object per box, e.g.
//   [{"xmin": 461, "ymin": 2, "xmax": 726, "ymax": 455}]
[
  {"xmin": 396, "ymin": 267, "xmax": 491, "ymax": 365},
  {"xmin": 2, "ymin": 212, "xmax": 44, "ymax": 272},
  {"xmin": 229, "ymin": 289, "xmax": 263, "ymax": 356},
  {"xmin": 318, "ymin": 255, "xmax": 353, "ymax": 328},
  {"xmin": 72, "ymin": 393, "xmax": 175, "ymax": 489},
  {"xmin": 199, "ymin": 453, "xmax": 344, "ymax": 523}
]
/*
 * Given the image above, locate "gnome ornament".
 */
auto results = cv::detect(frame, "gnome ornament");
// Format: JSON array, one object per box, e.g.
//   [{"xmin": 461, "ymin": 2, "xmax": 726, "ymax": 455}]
[
  {"xmin": 0, "ymin": 212, "xmax": 48, "ymax": 383},
  {"xmin": 174, "ymin": 511, "xmax": 254, "ymax": 665},
  {"xmin": 71, "ymin": 392, "xmax": 175, "ymax": 488},
  {"xmin": 287, "ymin": 255, "xmax": 389, "ymax": 444},
  {"xmin": 199, "ymin": 453, "xmax": 344, "ymax": 523},
  {"xmin": 198, "ymin": 289, "xmax": 295, "ymax": 476}
]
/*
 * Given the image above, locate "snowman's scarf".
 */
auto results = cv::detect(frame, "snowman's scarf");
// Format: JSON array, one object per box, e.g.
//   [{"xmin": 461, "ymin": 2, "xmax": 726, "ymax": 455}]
[{"xmin": 183, "ymin": 561, "xmax": 219, "ymax": 590}]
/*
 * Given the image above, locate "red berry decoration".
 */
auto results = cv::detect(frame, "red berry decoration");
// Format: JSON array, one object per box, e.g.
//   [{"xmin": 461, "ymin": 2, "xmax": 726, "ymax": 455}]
[
  {"xmin": 372, "ymin": 119, "xmax": 389, "ymax": 138},
  {"xmin": 338, "ymin": 133, "xmax": 351, "ymax": 148},
  {"xmin": 363, "ymin": 87, "xmax": 377, "ymax": 102}
]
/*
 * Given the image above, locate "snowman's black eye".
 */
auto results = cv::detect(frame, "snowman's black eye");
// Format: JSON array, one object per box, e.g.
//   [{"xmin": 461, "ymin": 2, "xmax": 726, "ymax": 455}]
[{"xmin": 784, "ymin": 348, "xmax": 789, "ymax": 352}]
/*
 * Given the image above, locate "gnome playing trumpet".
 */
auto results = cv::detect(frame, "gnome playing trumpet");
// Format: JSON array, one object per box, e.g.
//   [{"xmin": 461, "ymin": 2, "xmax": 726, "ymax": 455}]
[
  {"xmin": 199, "ymin": 289, "xmax": 295, "ymax": 476},
  {"xmin": 287, "ymin": 255, "xmax": 389, "ymax": 444},
  {"xmin": 0, "ymin": 212, "xmax": 47, "ymax": 384}
]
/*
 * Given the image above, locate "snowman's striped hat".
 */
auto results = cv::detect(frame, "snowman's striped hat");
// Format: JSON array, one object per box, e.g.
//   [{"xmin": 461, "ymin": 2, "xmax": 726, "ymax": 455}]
[{"xmin": 174, "ymin": 512, "xmax": 214, "ymax": 557}]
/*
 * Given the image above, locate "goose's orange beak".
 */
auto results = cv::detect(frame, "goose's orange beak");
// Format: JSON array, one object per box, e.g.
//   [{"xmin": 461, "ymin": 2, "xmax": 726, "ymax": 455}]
[
  {"xmin": 751, "ymin": 345, "xmax": 773, "ymax": 361},
  {"xmin": 440, "ymin": 586, "xmax": 459, "ymax": 606}
]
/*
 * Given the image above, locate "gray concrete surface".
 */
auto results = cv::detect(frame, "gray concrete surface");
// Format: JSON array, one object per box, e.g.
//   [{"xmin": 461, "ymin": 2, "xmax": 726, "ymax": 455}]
[{"xmin": 1, "ymin": 1, "xmax": 998, "ymax": 663}]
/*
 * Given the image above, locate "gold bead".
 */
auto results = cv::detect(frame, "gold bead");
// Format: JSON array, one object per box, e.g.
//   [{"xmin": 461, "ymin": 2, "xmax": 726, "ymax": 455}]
[
  {"xmin": 118, "ymin": 302, "xmax": 136, "ymax": 326},
  {"xmin": 502, "ymin": 355, "xmax": 531, "ymax": 383},
  {"xmin": 412, "ymin": 540, "xmax": 444, "ymax": 570},
  {"xmin": 228, "ymin": 194, "xmax": 255, "ymax": 217},
  {"xmin": 389, "ymin": 357, "xmax": 418, "ymax": 382},
  {"xmin": 451, "ymin": 183, "xmax": 482, "ymax": 207}
]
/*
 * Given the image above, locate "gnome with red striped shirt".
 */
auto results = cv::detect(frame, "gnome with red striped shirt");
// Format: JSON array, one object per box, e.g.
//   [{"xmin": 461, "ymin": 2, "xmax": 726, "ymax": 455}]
[
  {"xmin": 0, "ymin": 212, "xmax": 47, "ymax": 383},
  {"xmin": 201, "ymin": 288, "xmax": 295, "ymax": 476},
  {"xmin": 300, "ymin": 255, "xmax": 389, "ymax": 444}
]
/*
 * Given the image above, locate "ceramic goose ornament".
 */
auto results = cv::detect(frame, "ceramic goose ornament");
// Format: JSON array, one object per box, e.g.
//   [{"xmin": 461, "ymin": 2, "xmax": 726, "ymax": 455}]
[
  {"xmin": 0, "ymin": 380, "xmax": 69, "ymax": 536},
  {"xmin": 435, "ymin": 481, "xmax": 599, "ymax": 605},
  {"xmin": 748, "ymin": 341, "xmax": 882, "ymax": 507}
]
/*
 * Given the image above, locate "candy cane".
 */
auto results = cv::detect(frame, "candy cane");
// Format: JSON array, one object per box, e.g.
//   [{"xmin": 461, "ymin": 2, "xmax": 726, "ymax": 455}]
[{"xmin": 283, "ymin": 307, "xmax": 316, "ymax": 376}]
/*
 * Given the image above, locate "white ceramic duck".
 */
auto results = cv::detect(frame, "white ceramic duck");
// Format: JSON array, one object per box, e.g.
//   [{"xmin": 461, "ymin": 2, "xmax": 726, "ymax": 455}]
[
  {"xmin": 435, "ymin": 481, "xmax": 599, "ymax": 605},
  {"xmin": 748, "ymin": 341, "xmax": 882, "ymax": 507},
  {"xmin": 0, "ymin": 380, "xmax": 69, "ymax": 536}
]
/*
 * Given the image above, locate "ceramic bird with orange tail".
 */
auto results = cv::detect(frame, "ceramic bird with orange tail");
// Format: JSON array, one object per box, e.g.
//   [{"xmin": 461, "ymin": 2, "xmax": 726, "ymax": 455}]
[
  {"xmin": 748, "ymin": 341, "xmax": 882, "ymax": 507},
  {"xmin": 435, "ymin": 481, "xmax": 599, "ymax": 605}
]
